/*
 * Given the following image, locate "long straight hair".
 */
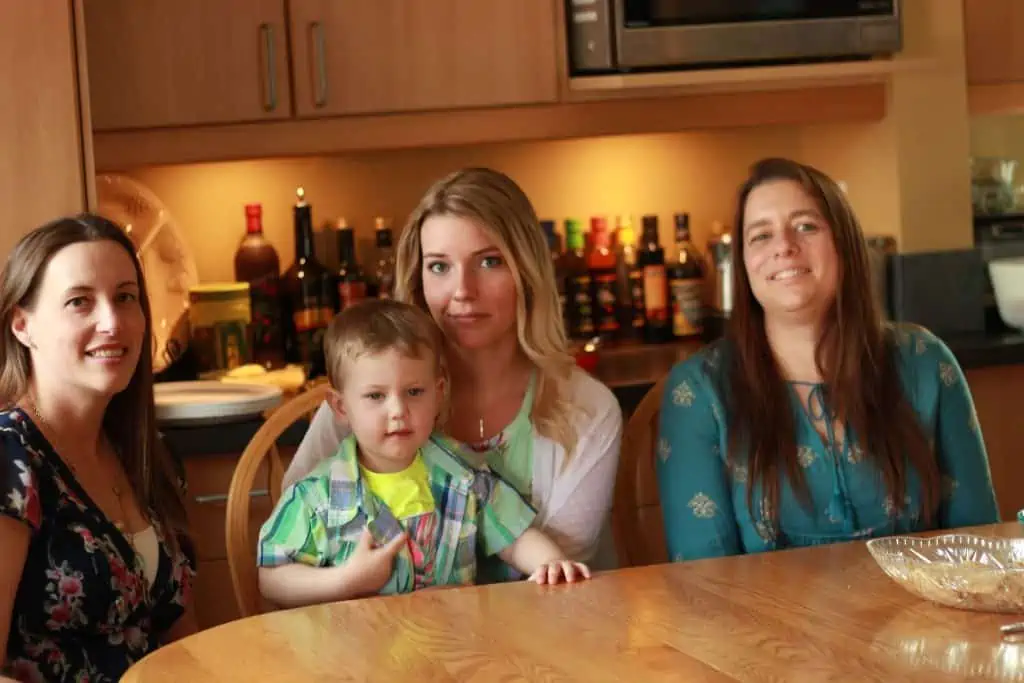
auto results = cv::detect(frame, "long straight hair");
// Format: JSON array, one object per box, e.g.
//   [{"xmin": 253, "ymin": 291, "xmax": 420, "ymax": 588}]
[
  {"xmin": 0, "ymin": 214, "xmax": 189, "ymax": 550},
  {"xmin": 727, "ymin": 158, "xmax": 939, "ymax": 527}
]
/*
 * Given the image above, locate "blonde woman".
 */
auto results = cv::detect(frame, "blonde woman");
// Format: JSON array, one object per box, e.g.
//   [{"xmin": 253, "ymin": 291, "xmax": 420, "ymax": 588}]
[{"xmin": 283, "ymin": 168, "xmax": 623, "ymax": 578}]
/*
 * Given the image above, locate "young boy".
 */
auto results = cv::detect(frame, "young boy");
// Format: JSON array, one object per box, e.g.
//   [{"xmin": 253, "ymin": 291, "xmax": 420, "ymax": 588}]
[{"xmin": 257, "ymin": 299, "xmax": 591, "ymax": 607}]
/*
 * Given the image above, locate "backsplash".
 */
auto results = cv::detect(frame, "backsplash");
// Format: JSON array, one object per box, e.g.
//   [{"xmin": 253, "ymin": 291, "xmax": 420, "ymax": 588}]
[{"xmin": 123, "ymin": 121, "xmax": 898, "ymax": 283}]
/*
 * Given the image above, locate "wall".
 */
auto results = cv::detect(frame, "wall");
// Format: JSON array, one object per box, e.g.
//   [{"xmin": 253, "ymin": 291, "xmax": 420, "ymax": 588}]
[
  {"xmin": 123, "ymin": 123, "xmax": 897, "ymax": 284},
  {"xmin": 117, "ymin": 0, "xmax": 972, "ymax": 284}
]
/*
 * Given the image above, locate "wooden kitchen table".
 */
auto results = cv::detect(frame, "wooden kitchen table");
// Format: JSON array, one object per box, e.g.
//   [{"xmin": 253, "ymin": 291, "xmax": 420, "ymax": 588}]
[{"xmin": 124, "ymin": 523, "xmax": 1024, "ymax": 682}]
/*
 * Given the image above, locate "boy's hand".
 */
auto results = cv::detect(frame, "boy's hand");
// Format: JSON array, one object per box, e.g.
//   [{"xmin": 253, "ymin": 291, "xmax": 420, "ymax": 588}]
[
  {"xmin": 343, "ymin": 529, "xmax": 407, "ymax": 596},
  {"xmin": 528, "ymin": 560, "xmax": 592, "ymax": 585}
]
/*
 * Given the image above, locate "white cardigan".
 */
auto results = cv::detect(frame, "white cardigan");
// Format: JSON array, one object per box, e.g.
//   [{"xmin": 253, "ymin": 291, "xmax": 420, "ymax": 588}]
[{"xmin": 281, "ymin": 369, "xmax": 624, "ymax": 570}]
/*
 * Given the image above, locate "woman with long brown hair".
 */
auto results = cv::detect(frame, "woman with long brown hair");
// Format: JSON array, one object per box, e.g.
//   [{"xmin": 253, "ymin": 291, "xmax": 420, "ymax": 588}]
[
  {"xmin": 656, "ymin": 158, "xmax": 998, "ymax": 561},
  {"xmin": 0, "ymin": 215, "xmax": 195, "ymax": 682}
]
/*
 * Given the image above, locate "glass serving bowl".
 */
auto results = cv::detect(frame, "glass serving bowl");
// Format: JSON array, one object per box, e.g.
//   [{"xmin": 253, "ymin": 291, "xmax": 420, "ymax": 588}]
[{"xmin": 867, "ymin": 534, "xmax": 1024, "ymax": 614}]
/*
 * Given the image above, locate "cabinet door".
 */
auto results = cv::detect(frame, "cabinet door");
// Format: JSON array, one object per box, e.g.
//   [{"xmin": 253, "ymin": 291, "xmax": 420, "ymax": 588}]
[
  {"xmin": 289, "ymin": 0, "xmax": 559, "ymax": 117},
  {"xmin": 84, "ymin": 0, "xmax": 292, "ymax": 130},
  {"xmin": 963, "ymin": 0, "xmax": 1024, "ymax": 85},
  {"xmin": 0, "ymin": 1, "xmax": 87, "ymax": 261}
]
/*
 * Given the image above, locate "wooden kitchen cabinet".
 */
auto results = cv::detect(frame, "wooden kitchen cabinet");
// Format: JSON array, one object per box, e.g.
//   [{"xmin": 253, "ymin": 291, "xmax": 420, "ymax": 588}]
[
  {"xmin": 287, "ymin": 0, "xmax": 559, "ymax": 118},
  {"xmin": 966, "ymin": 363, "xmax": 1024, "ymax": 523},
  {"xmin": 83, "ymin": 0, "xmax": 292, "ymax": 130},
  {"xmin": 963, "ymin": 0, "xmax": 1024, "ymax": 85},
  {"xmin": 0, "ymin": 1, "xmax": 90, "ymax": 261}
]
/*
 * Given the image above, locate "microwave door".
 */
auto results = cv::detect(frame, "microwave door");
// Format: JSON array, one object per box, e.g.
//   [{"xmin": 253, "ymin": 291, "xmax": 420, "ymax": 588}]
[{"xmin": 612, "ymin": 0, "xmax": 901, "ymax": 70}]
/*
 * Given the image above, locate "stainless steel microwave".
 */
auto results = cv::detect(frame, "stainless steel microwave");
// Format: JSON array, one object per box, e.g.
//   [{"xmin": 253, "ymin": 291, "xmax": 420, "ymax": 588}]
[{"xmin": 567, "ymin": 0, "xmax": 902, "ymax": 74}]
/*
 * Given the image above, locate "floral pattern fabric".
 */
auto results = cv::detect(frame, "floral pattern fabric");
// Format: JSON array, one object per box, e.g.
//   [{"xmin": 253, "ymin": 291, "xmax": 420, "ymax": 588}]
[
  {"xmin": 655, "ymin": 324, "xmax": 1000, "ymax": 563},
  {"xmin": 0, "ymin": 409, "xmax": 195, "ymax": 683}
]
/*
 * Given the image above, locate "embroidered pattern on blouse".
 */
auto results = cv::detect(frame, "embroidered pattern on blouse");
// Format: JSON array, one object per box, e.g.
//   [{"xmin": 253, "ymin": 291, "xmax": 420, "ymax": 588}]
[
  {"xmin": 797, "ymin": 446, "xmax": 817, "ymax": 468},
  {"xmin": 847, "ymin": 444, "xmax": 865, "ymax": 465},
  {"xmin": 657, "ymin": 438, "xmax": 671, "ymax": 463},
  {"xmin": 672, "ymin": 381, "xmax": 695, "ymax": 407},
  {"xmin": 939, "ymin": 362, "xmax": 956, "ymax": 387},
  {"xmin": 730, "ymin": 463, "xmax": 748, "ymax": 483},
  {"xmin": 688, "ymin": 493, "xmax": 717, "ymax": 519},
  {"xmin": 754, "ymin": 499, "xmax": 776, "ymax": 542}
]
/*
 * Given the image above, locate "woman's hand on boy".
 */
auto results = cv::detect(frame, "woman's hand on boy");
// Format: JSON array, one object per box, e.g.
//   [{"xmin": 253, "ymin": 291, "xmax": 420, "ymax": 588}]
[{"xmin": 528, "ymin": 560, "xmax": 592, "ymax": 585}]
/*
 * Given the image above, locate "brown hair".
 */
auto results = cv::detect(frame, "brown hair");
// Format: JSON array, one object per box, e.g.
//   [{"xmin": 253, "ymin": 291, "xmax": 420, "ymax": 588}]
[
  {"xmin": 394, "ymin": 168, "xmax": 581, "ymax": 459},
  {"xmin": 727, "ymin": 158, "xmax": 938, "ymax": 528},
  {"xmin": 324, "ymin": 298, "xmax": 447, "ymax": 406},
  {"xmin": 0, "ymin": 214, "xmax": 189, "ymax": 550}
]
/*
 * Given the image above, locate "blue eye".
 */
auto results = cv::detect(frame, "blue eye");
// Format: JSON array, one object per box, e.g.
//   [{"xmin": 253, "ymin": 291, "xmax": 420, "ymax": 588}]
[
  {"xmin": 66, "ymin": 296, "xmax": 89, "ymax": 309},
  {"xmin": 117, "ymin": 292, "xmax": 138, "ymax": 303},
  {"xmin": 364, "ymin": 392, "xmax": 385, "ymax": 401},
  {"xmin": 426, "ymin": 261, "xmax": 449, "ymax": 275},
  {"xmin": 796, "ymin": 222, "xmax": 818, "ymax": 233},
  {"xmin": 481, "ymin": 255, "xmax": 503, "ymax": 269},
  {"xmin": 407, "ymin": 387, "xmax": 425, "ymax": 397}
]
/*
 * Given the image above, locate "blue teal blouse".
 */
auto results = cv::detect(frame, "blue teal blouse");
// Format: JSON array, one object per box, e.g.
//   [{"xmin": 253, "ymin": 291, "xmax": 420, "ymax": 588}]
[{"xmin": 656, "ymin": 324, "xmax": 1000, "ymax": 562}]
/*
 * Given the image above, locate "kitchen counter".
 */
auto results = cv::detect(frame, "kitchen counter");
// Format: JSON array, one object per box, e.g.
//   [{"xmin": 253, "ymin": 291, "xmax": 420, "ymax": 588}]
[
  {"xmin": 159, "ymin": 330, "xmax": 1024, "ymax": 459},
  {"xmin": 943, "ymin": 331, "xmax": 1024, "ymax": 369}
]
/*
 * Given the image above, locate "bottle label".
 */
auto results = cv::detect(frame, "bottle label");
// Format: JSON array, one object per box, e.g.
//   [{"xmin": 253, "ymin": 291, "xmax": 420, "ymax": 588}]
[
  {"xmin": 670, "ymin": 277, "xmax": 704, "ymax": 337},
  {"xmin": 643, "ymin": 265, "xmax": 669, "ymax": 323},
  {"xmin": 338, "ymin": 280, "xmax": 368, "ymax": 310},
  {"xmin": 566, "ymin": 274, "xmax": 595, "ymax": 338},
  {"xmin": 293, "ymin": 303, "xmax": 332, "ymax": 366},
  {"xmin": 248, "ymin": 273, "xmax": 284, "ymax": 363},
  {"xmin": 628, "ymin": 270, "xmax": 646, "ymax": 330},
  {"xmin": 591, "ymin": 272, "xmax": 619, "ymax": 334}
]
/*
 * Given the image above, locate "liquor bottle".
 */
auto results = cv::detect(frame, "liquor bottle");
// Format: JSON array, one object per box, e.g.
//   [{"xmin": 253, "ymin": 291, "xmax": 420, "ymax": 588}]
[
  {"xmin": 372, "ymin": 217, "xmax": 396, "ymax": 299},
  {"xmin": 587, "ymin": 216, "xmax": 619, "ymax": 336},
  {"xmin": 560, "ymin": 219, "xmax": 595, "ymax": 340},
  {"xmin": 639, "ymin": 214, "xmax": 671, "ymax": 343},
  {"xmin": 334, "ymin": 217, "xmax": 369, "ymax": 310},
  {"xmin": 614, "ymin": 216, "xmax": 645, "ymax": 340},
  {"xmin": 282, "ymin": 187, "xmax": 335, "ymax": 377},
  {"xmin": 233, "ymin": 203, "xmax": 285, "ymax": 368},
  {"xmin": 667, "ymin": 212, "xmax": 705, "ymax": 338}
]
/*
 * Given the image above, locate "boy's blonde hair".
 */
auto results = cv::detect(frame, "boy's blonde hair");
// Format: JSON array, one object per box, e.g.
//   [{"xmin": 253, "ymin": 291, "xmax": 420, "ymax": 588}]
[{"xmin": 324, "ymin": 299, "xmax": 447, "ymax": 394}]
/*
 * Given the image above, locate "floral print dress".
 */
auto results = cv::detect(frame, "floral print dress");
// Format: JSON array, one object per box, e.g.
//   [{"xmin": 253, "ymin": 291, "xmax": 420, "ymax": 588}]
[{"xmin": 0, "ymin": 409, "xmax": 195, "ymax": 683}]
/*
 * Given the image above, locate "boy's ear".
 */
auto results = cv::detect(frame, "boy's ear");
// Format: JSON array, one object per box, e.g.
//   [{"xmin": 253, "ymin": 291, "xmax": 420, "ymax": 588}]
[{"xmin": 326, "ymin": 388, "xmax": 347, "ymax": 421}]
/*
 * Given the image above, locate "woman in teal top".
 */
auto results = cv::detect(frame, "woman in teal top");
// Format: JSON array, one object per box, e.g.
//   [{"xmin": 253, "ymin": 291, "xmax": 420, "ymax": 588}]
[{"xmin": 657, "ymin": 158, "xmax": 999, "ymax": 561}]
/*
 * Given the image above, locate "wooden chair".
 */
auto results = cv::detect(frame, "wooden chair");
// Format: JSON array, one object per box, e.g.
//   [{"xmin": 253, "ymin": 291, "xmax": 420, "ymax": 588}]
[
  {"xmin": 225, "ymin": 384, "xmax": 330, "ymax": 618},
  {"xmin": 611, "ymin": 377, "xmax": 669, "ymax": 568}
]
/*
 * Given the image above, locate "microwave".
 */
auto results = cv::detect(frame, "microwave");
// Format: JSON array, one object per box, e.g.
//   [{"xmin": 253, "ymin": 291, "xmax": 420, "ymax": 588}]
[{"xmin": 567, "ymin": 0, "xmax": 902, "ymax": 74}]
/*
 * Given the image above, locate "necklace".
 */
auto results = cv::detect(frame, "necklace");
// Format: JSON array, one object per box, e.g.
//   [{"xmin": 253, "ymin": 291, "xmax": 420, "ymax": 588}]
[{"xmin": 24, "ymin": 396, "xmax": 135, "ymax": 542}]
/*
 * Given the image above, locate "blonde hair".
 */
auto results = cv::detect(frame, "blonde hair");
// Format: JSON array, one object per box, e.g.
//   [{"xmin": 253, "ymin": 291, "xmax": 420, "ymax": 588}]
[
  {"xmin": 324, "ymin": 297, "xmax": 447, "ymax": 392},
  {"xmin": 394, "ymin": 167, "xmax": 582, "ymax": 460}
]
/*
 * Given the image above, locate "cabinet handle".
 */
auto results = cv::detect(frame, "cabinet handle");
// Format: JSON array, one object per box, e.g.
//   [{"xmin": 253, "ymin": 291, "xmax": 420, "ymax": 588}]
[
  {"xmin": 310, "ymin": 21, "xmax": 328, "ymax": 108},
  {"xmin": 194, "ymin": 489, "xmax": 269, "ymax": 505},
  {"xmin": 259, "ymin": 23, "xmax": 277, "ymax": 112}
]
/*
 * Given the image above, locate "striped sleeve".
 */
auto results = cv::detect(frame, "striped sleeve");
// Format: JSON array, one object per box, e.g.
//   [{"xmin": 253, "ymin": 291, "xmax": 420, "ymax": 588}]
[
  {"xmin": 476, "ymin": 472, "xmax": 537, "ymax": 557},
  {"xmin": 257, "ymin": 479, "xmax": 331, "ymax": 567}
]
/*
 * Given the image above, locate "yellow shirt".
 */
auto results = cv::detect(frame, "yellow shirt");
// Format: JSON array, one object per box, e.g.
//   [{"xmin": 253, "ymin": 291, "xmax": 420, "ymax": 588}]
[{"xmin": 359, "ymin": 453, "xmax": 436, "ymax": 520}]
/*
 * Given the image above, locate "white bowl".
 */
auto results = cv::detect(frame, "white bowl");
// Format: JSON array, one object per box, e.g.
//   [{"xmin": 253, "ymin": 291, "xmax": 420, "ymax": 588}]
[{"xmin": 989, "ymin": 257, "xmax": 1024, "ymax": 331}]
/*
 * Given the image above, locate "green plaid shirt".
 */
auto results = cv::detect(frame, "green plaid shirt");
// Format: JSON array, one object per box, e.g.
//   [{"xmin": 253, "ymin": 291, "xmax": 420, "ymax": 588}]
[{"xmin": 257, "ymin": 433, "xmax": 536, "ymax": 594}]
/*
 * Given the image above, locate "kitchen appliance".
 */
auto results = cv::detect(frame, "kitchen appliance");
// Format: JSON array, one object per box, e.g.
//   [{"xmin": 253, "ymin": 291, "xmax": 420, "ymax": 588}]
[
  {"xmin": 703, "ymin": 223, "xmax": 733, "ymax": 340},
  {"xmin": 971, "ymin": 157, "xmax": 1020, "ymax": 216},
  {"xmin": 976, "ymin": 213, "xmax": 1024, "ymax": 333},
  {"xmin": 568, "ymin": 0, "xmax": 902, "ymax": 75},
  {"xmin": 867, "ymin": 235, "xmax": 896, "ymax": 320}
]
